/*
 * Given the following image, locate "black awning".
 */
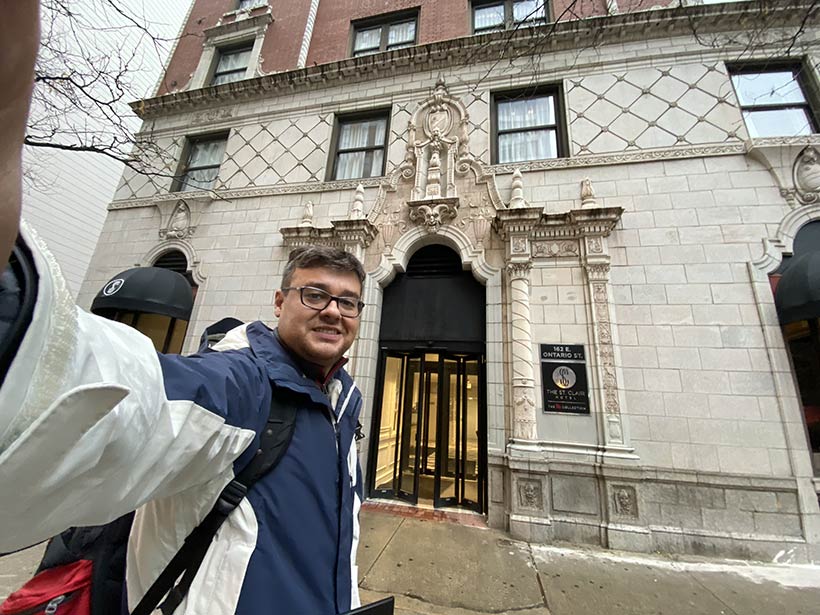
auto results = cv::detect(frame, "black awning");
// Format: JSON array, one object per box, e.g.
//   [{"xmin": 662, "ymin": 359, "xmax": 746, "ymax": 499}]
[
  {"xmin": 775, "ymin": 251, "xmax": 820, "ymax": 324},
  {"xmin": 91, "ymin": 267, "xmax": 194, "ymax": 321}
]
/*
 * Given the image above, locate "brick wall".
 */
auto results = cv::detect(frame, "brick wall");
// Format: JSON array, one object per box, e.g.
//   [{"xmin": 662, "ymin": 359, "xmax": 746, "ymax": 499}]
[{"xmin": 306, "ymin": 0, "xmax": 470, "ymax": 67}]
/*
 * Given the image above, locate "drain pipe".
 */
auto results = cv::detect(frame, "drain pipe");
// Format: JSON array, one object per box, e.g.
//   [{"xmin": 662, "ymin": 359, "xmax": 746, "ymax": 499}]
[{"xmin": 297, "ymin": 0, "xmax": 321, "ymax": 69}]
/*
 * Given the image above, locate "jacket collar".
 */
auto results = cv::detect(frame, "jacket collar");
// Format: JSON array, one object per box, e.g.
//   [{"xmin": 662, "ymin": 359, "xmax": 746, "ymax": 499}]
[{"xmin": 245, "ymin": 321, "xmax": 351, "ymax": 408}]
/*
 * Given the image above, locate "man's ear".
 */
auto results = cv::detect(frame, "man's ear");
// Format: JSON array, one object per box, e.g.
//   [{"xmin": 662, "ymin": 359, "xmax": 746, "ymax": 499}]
[{"xmin": 273, "ymin": 289, "xmax": 284, "ymax": 317}]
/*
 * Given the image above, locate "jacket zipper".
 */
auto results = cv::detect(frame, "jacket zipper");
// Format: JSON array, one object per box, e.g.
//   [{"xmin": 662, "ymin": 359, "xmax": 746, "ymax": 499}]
[{"xmin": 11, "ymin": 592, "xmax": 76, "ymax": 615}]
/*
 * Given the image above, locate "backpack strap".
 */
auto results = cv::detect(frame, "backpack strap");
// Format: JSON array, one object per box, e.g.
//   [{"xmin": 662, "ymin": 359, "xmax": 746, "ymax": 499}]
[{"xmin": 131, "ymin": 388, "xmax": 298, "ymax": 615}]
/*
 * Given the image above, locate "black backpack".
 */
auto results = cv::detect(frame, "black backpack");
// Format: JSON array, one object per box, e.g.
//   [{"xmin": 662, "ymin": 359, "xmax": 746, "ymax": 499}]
[{"xmin": 1, "ymin": 388, "xmax": 298, "ymax": 615}]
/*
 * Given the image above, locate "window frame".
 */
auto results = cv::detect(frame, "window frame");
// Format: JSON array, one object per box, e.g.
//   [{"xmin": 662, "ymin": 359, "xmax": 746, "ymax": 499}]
[
  {"xmin": 728, "ymin": 62, "xmax": 820, "ymax": 138},
  {"xmin": 350, "ymin": 10, "xmax": 419, "ymax": 57},
  {"xmin": 210, "ymin": 43, "xmax": 254, "ymax": 86},
  {"xmin": 236, "ymin": 0, "xmax": 266, "ymax": 9},
  {"xmin": 490, "ymin": 85, "xmax": 567, "ymax": 164},
  {"xmin": 471, "ymin": 0, "xmax": 549, "ymax": 35},
  {"xmin": 328, "ymin": 109, "xmax": 391, "ymax": 181},
  {"xmin": 174, "ymin": 133, "xmax": 229, "ymax": 193}
]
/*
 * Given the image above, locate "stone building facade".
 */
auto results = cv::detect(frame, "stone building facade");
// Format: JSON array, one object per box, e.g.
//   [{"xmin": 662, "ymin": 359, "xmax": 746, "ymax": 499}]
[{"xmin": 81, "ymin": 0, "xmax": 820, "ymax": 561}]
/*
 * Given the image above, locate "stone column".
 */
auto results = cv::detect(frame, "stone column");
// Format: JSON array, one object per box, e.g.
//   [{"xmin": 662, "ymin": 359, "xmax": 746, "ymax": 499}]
[{"xmin": 508, "ymin": 261, "xmax": 537, "ymax": 440}]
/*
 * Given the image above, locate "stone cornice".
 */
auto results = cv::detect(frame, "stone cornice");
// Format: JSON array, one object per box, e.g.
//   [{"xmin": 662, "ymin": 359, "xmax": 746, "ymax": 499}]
[{"xmin": 130, "ymin": 1, "xmax": 816, "ymax": 119}]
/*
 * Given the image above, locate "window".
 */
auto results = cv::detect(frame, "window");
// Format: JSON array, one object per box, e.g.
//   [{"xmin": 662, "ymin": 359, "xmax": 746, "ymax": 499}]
[
  {"xmin": 237, "ymin": 0, "xmax": 265, "ymax": 9},
  {"xmin": 472, "ymin": 0, "xmax": 547, "ymax": 34},
  {"xmin": 493, "ymin": 88, "xmax": 564, "ymax": 163},
  {"xmin": 177, "ymin": 136, "xmax": 228, "ymax": 192},
  {"xmin": 211, "ymin": 45, "xmax": 253, "ymax": 86},
  {"xmin": 331, "ymin": 112, "xmax": 389, "ymax": 180},
  {"xmin": 352, "ymin": 12, "xmax": 417, "ymax": 56},
  {"xmin": 730, "ymin": 65, "xmax": 818, "ymax": 138}
]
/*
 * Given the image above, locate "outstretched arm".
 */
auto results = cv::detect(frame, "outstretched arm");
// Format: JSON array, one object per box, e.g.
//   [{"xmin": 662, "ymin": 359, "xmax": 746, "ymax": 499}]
[{"xmin": 0, "ymin": 1, "xmax": 39, "ymax": 266}]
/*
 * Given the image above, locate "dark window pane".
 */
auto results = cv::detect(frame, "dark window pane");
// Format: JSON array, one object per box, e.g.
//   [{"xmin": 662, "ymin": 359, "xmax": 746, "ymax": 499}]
[{"xmin": 743, "ymin": 108, "xmax": 813, "ymax": 138}]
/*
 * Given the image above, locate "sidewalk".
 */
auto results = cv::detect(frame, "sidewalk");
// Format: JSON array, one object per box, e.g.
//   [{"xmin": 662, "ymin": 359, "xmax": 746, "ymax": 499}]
[
  {"xmin": 358, "ymin": 502, "xmax": 820, "ymax": 615},
  {"xmin": 3, "ymin": 504, "xmax": 820, "ymax": 614}
]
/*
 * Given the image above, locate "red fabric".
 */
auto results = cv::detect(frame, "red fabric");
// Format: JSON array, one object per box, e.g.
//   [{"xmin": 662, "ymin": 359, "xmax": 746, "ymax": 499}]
[{"xmin": 0, "ymin": 559, "xmax": 92, "ymax": 614}]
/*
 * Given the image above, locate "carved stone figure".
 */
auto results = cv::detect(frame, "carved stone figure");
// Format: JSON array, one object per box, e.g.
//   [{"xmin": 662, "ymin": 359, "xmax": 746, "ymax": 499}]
[
  {"xmin": 794, "ymin": 145, "xmax": 820, "ymax": 204},
  {"xmin": 612, "ymin": 486, "xmax": 637, "ymax": 517},
  {"xmin": 581, "ymin": 177, "xmax": 597, "ymax": 208},
  {"xmin": 518, "ymin": 479, "xmax": 542, "ymax": 510},
  {"xmin": 300, "ymin": 200, "xmax": 314, "ymax": 227}
]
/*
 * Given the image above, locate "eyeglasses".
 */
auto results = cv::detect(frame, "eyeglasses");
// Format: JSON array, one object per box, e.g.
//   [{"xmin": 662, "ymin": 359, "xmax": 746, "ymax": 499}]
[{"xmin": 282, "ymin": 286, "xmax": 365, "ymax": 318}]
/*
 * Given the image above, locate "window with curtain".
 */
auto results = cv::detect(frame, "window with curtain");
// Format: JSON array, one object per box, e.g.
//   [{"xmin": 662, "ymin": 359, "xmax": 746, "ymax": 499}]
[
  {"xmin": 211, "ymin": 45, "xmax": 252, "ymax": 86},
  {"xmin": 352, "ymin": 12, "xmax": 417, "ymax": 56},
  {"xmin": 237, "ymin": 0, "xmax": 266, "ymax": 9},
  {"xmin": 332, "ymin": 113, "xmax": 389, "ymax": 180},
  {"xmin": 494, "ymin": 89, "xmax": 563, "ymax": 163},
  {"xmin": 177, "ymin": 135, "xmax": 228, "ymax": 192},
  {"xmin": 730, "ymin": 65, "xmax": 818, "ymax": 138},
  {"xmin": 473, "ymin": 0, "xmax": 547, "ymax": 34}
]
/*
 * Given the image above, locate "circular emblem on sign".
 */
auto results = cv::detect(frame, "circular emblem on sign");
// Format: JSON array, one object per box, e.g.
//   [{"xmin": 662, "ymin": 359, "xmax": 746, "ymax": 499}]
[
  {"xmin": 552, "ymin": 366, "xmax": 576, "ymax": 389},
  {"xmin": 103, "ymin": 279, "xmax": 125, "ymax": 296}
]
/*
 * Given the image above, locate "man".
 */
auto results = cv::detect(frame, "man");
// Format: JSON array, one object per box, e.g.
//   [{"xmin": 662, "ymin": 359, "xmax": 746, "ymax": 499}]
[{"xmin": 0, "ymin": 5, "xmax": 367, "ymax": 613}]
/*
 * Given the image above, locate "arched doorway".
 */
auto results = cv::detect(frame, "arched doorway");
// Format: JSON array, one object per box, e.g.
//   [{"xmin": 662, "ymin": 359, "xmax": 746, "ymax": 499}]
[
  {"xmin": 90, "ymin": 249, "xmax": 197, "ymax": 354},
  {"xmin": 367, "ymin": 245, "xmax": 487, "ymax": 512},
  {"xmin": 773, "ymin": 221, "xmax": 820, "ymax": 471}
]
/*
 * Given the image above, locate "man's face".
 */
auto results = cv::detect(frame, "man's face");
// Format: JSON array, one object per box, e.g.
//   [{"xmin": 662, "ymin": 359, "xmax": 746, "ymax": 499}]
[{"xmin": 274, "ymin": 266, "xmax": 362, "ymax": 371}]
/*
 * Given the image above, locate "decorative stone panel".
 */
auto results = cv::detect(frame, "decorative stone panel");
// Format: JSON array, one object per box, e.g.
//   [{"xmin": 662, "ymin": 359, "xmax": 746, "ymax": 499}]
[
  {"xmin": 611, "ymin": 485, "xmax": 639, "ymax": 519},
  {"xmin": 114, "ymin": 136, "xmax": 182, "ymax": 201},
  {"xmin": 517, "ymin": 478, "xmax": 544, "ymax": 511},
  {"xmin": 567, "ymin": 63, "xmax": 744, "ymax": 155},
  {"xmin": 220, "ymin": 115, "xmax": 332, "ymax": 188}
]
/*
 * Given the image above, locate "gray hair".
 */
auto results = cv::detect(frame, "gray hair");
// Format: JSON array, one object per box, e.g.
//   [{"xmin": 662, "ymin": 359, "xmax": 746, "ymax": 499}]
[{"xmin": 281, "ymin": 245, "xmax": 366, "ymax": 289}]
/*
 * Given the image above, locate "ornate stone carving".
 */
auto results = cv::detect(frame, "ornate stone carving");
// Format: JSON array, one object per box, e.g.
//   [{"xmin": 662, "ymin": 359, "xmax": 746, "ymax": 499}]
[
  {"xmin": 509, "ymin": 169, "xmax": 527, "ymax": 209},
  {"xmin": 793, "ymin": 145, "xmax": 820, "ymax": 204},
  {"xmin": 506, "ymin": 261, "xmax": 532, "ymax": 279},
  {"xmin": 581, "ymin": 178, "xmax": 597, "ymax": 208},
  {"xmin": 587, "ymin": 236, "xmax": 603, "ymax": 254},
  {"xmin": 612, "ymin": 485, "xmax": 637, "ymax": 518},
  {"xmin": 532, "ymin": 240, "xmax": 579, "ymax": 258},
  {"xmin": 300, "ymin": 200, "xmax": 314, "ymax": 227},
  {"xmin": 512, "ymin": 236, "xmax": 528, "ymax": 254},
  {"xmin": 518, "ymin": 479, "xmax": 543, "ymax": 510},
  {"xmin": 408, "ymin": 198, "xmax": 458, "ymax": 232},
  {"xmin": 160, "ymin": 200, "xmax": 193, "ymax": 239},
  {"xmin": 350, "ymin": 184, "xmax": 365, "ymax": 220},
  {"xmin": 586, "ymin": 264, "xmax": 610, "ymax": 282}
]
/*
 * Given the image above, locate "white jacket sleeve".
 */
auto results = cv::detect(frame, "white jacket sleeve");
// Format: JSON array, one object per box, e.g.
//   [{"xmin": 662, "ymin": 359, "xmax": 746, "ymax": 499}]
[{"xmin": 0, "ymin": 222, "xmax": 258, "ymax": 551}]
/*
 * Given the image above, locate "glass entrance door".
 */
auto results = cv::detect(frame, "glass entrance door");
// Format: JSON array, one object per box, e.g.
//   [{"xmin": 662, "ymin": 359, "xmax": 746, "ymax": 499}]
[{"xmin": 371, "ymin": 351, "xmax": 485, "ymax": 512}]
